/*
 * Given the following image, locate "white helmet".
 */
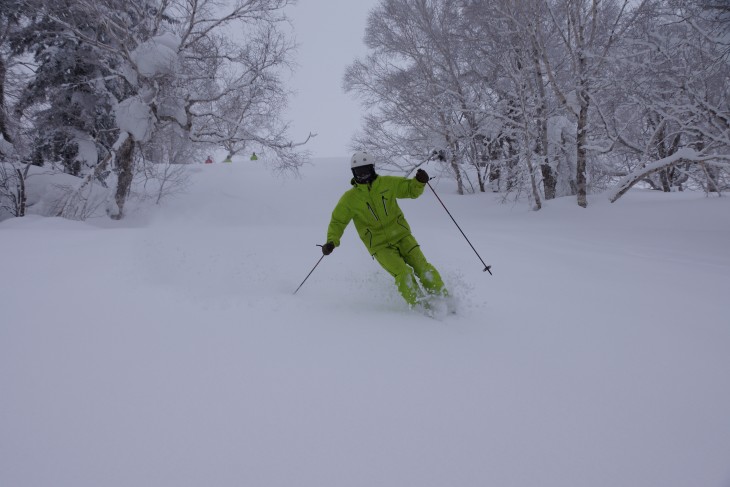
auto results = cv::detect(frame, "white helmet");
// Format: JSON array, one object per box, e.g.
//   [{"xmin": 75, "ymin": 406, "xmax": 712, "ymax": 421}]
[{"xmin": 351, "ymin": 151, "xmax": 373, "ymax": 168}]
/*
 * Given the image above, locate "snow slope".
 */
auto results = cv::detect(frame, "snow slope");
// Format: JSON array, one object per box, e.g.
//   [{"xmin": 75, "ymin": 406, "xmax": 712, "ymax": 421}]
[{"xmin": 2, "ymin": 158, "xmax": 730, "ymax": 487}]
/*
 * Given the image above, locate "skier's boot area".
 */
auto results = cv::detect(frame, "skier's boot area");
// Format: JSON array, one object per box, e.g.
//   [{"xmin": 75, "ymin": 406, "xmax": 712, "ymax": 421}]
[{"xmin": 395, "ymin": 271, "xmax": 424, "ymax": 307}]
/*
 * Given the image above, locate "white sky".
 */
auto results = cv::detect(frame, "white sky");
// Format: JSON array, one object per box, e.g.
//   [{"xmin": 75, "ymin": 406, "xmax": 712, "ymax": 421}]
[{"xmin": 285, "ymin": 0, "xmax": 381, "ymax": 158}]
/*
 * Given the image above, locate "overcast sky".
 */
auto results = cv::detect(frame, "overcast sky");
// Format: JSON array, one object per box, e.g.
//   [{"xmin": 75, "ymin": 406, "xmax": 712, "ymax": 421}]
[{"xmin": 285, "ymin": 1, "xmax": 381, "ymax": 159}]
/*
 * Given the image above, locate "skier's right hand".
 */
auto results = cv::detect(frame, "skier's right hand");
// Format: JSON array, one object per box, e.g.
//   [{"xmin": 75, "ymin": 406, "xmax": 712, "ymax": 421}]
[{"xmin": 322, "ymin": 241, "xmax": 335, "ymax": 255}]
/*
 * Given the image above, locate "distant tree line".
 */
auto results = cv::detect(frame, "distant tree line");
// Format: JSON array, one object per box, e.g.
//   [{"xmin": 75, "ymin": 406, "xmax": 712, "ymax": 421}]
[
  {"xmin": 0, "ymin": 0, "xmax": 309, "ymax": 219},
  {"xmin": 345, "ymin": 0, "xmax": 730, "ymax": 208}
]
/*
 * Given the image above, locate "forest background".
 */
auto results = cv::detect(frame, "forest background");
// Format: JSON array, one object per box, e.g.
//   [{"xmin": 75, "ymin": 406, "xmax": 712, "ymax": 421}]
[{"xmin": 0, "ymin": 0, "xmax": 728, "ymax": 218}]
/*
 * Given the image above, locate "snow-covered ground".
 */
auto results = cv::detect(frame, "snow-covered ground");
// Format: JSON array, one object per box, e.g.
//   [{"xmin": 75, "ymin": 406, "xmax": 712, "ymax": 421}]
[{"xmin": 2, "ymin": 158, "xmax": 729, "ymax": 487}]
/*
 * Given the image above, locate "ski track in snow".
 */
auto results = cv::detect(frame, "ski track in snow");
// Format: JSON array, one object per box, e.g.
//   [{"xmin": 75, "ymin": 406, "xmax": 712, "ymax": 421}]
[{"xmin": 2, "ymin": 159, "xmax": 730, "ymax": 487}]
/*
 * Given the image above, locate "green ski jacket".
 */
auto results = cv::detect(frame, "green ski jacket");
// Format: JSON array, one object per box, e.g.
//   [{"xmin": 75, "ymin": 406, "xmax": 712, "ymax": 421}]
[{"xmin": 327, "ymin": 175, "xmax": 426, "ymax": 255}]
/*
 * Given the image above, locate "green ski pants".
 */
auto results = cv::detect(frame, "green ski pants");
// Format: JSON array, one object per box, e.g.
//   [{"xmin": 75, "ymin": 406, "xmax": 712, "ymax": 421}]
[{"xmin": 373, "ymin": 235, "xmax": 447, "ymax": 306}]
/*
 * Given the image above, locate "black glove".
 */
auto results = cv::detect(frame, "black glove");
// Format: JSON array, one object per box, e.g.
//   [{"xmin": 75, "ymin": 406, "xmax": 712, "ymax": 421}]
[
  {"xmin": 321, "ymin": 241, "xmax": 335, "ymax": 255},
  {"xmin": 415, "ymin": 169, "xmax": 429, "ymax": 184}
]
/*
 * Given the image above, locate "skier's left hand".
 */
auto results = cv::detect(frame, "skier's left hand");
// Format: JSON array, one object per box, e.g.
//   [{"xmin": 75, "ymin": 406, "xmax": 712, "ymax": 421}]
[
  {"xmin": 415, "ymin": 169, "xmax": 429, "ymax": 184},
  {"xmin": 322, "ymin": 241, "xmax": 335, "ymax": 255}
]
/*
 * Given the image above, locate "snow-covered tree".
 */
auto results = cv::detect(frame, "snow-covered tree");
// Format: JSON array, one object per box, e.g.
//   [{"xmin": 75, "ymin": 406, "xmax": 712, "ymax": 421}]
[
  {"xmin": 0, "ymin": 0, "xmax": 39, "ymax": 216},
  {"xmin": 349, "ymin": 0, "xmax": 726, "ymax": 209},
  {"xmin": 346, "ymin": 0, "xmax": 503, "ymax": 195},
  {"xmin": 534, "ymin": 0, "xmax": 644, "ymax": 207},
  {"xmin": 601, "ymin": 0, "xmax": 730, "ymax": 201},
  {"xmin": 0, "ymin": 0, "xmax": 26, "ymax": 158},
  {"xmin": 12, "ymin": 0, "xmax": 123, "ymax": 176},
  {"xmin": 9, "ymin": 0, "xmax": 307, "ymax": 219},
  {"xmin": 346, "ymin": 0, "xmax": 637, "ymax": 207}
]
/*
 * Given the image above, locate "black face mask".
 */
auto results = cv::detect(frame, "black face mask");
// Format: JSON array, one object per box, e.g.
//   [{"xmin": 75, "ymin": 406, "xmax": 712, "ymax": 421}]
[{"xmin": 352, "ymin": 164, "xmax": 376, "ymax": 184}]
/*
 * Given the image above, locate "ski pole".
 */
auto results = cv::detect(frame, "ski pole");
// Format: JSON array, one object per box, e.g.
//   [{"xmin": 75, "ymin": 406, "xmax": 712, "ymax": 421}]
[
  {"xmin": 427, "ymin": 181, "xmax": 493, "ymax": 275},
  {"xmin": 293, "ymin": 246, "xmax": 326, "ymax": 295}
]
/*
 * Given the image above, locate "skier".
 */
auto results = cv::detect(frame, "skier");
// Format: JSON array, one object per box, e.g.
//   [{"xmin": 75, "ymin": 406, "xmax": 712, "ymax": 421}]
[
  {"xmin": 322, "ymin": 151, "xmax": 451, "ymax": 314},
  {"xmin": 204, "ymin": 155, "xmax": 213, "ymax": 164},
  {"xmin": 250, "ymin": 152, "xmax": 258, "ymax": 161}
]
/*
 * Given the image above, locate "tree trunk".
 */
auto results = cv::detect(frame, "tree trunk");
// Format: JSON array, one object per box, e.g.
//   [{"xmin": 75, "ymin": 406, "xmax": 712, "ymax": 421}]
[
  {"xmin": 541, "ymin": 162, "xmax": 557, "ymax": 199},
  {"xmin": 659, "ymin": 168, "xmax": 671, "ymax": 192},
  {"xmin": 576, "ymin": 95, "xmax": 589, "ymax": 208},
  {"xmin": 0, "ymin": 54, "xmax": 13, "ymax": 147},
  {"xmin": 488, "ymin": 163, "xmax": 500, "ymax": 192},
  {"xmin": 702, "ymin": 163, "xmax": 721, "ymax": 195},
  {"xmin": 15, "ymin": 168, "xmax": 25, "ymax": 217},
  {"xmin": 450, "ymin": 156, "xmax": 464, "ymax": 195},
  {"xmin": 475, "ymin": 144, "xmax": 486, "ymax": 193},
  {"xmin": 505, "ymin": 137, "xmax": 519, "ymax": 193},
  {"xmin": 526, "ymin": 152, "xmax": 542, "ymax": 210},
  {"xmin": 112, "ymin": 136, "xmax": 135, "ymax": 220},
  {"xmin": 531, "ymin": 39, "xmax": 556, "ymax": 200}
]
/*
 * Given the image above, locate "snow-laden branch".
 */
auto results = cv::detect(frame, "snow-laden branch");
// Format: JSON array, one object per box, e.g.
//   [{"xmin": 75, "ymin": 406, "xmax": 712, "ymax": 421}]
[{"xmin": 609, "ymin": 148, "xmax": 729, "ymax": 202}]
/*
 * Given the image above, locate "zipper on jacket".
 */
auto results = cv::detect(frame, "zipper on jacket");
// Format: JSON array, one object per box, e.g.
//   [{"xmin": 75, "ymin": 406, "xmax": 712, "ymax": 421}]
[
  {"xmin": 366, "ymin": 202, "xmax": 379, "ymax": 221},
  {"xmin": 365, "ymin": 229, "xmax": 373, "ymax": 248},
  {"xmin": 381, "ymin": 196, "xmax": 388, "ymax": 216},
  {"xmin": 397, "ymin": 214, "xmax": 409, "ymax": 231}
]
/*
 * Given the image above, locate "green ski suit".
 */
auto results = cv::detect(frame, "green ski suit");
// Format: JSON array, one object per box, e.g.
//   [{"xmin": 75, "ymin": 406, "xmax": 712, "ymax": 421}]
[{"xmin": 326, "ymin": 175, "xmax": 446, "ymax": 306}]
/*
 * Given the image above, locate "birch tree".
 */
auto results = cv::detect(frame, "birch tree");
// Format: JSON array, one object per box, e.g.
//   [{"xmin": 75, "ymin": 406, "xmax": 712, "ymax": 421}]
[
  {"xmin": 467, "ymin": 0, "xmax": 561, "ymax": 204},
  {"xmin": 536, "ymin": 0, "xmax": 641, "ymax": 207},
  {"xmin": 345, "ymin": 0, "xmax": 498, "ymax": 195}
]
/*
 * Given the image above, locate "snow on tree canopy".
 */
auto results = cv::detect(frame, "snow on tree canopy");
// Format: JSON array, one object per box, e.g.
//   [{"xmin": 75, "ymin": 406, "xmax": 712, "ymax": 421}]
[
  {"xmin": 130, "ymin": 32, "xmax": 181, "ymax": 78},
  {"xmin": 157, "ymin": 97, "xmax": 188, "ymax": 127},
  {"xmin": 115, "ymin": 97, "xmax": 154, "ymax": 142}
]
